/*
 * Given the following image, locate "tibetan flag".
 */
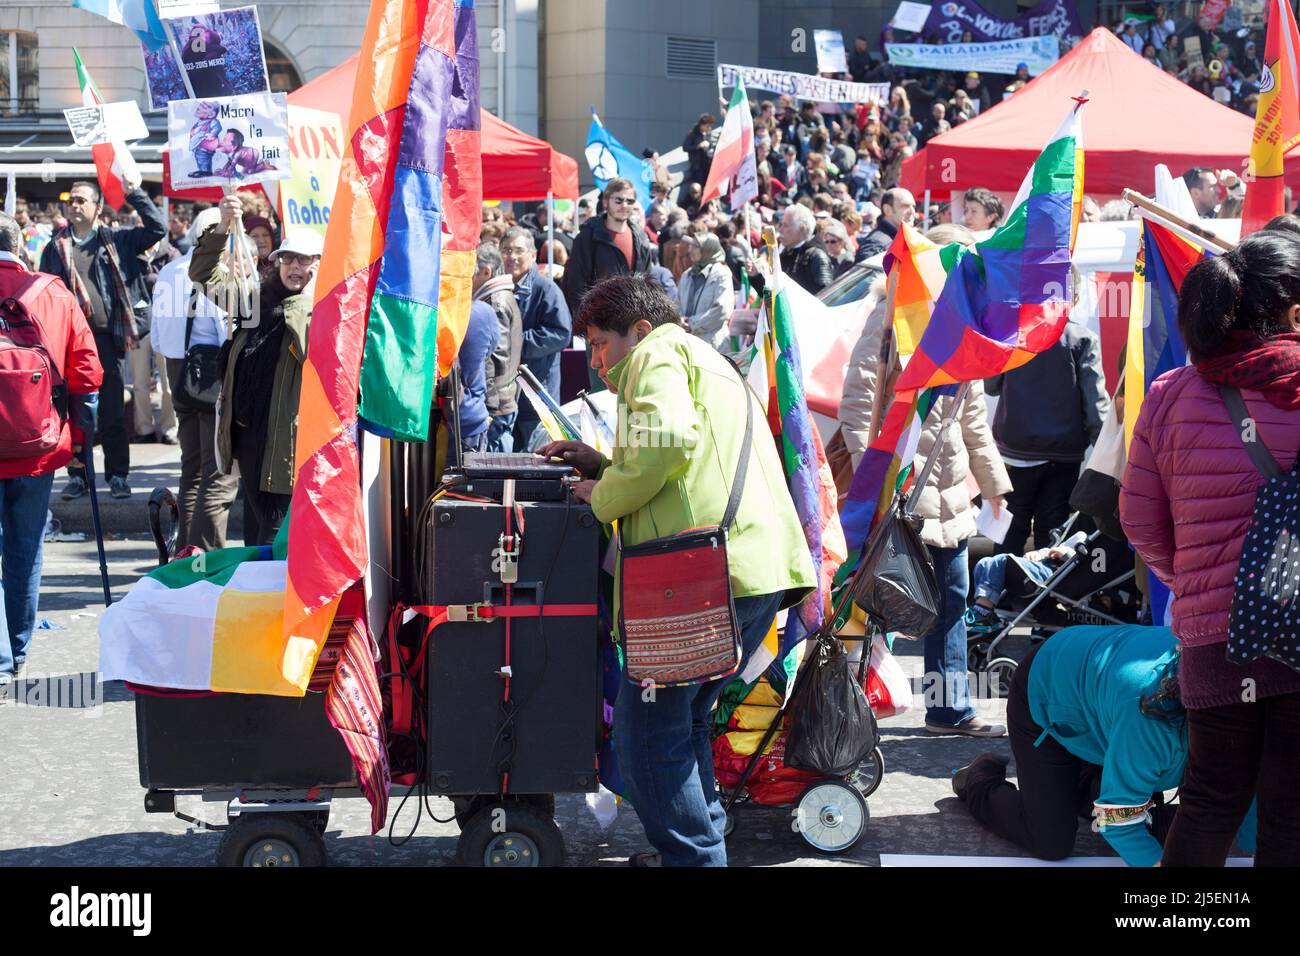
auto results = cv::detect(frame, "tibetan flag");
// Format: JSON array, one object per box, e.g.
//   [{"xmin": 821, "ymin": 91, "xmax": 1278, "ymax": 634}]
[
  {"xmin": 73, "ymin": 49, "xmax": 137, "ymax": 210},
  {"xmin": 702, "ymin": 78, "xmax": 758, "ymax": 211},
  {"xmin": 585, "ymin": 110, "xmax": 652, "ymax": 209},
  {"xmin": 1242, "ymin": 0, "xmax": 1300, "ymax": 235},
  {"xmin": 72, "ymin": 0, "xmax": 167, "ymax": 51},
  {"xmin": 739, "ymin": 261, "xmax": 847, "ymax": 683},
  {"xmin": 894, "ymin": 98, "xmax": 1085, "ymax": 392},
  {"xmin": 284, "ymin": 0, "xmax": 455, "ymax": 661},
  {"xmin": 1123, "ymin": 219, "xmax": 1209, "ymax": 451},
  {"xmin": 358, "ymin": 0, "xmax": 481, "ymax": 439}
]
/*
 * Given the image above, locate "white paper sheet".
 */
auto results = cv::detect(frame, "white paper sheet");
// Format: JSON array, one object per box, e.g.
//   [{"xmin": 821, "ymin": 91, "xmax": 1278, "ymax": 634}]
[{"xmin": 976, "ymin": 500, "xmax": 1013, "ymax": 544}]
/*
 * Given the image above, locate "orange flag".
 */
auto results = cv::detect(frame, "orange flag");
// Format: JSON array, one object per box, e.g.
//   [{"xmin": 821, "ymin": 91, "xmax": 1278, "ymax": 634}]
[{"xmin": 1242, "ymin": 0, "xmax": 1300, "ymax": 235}]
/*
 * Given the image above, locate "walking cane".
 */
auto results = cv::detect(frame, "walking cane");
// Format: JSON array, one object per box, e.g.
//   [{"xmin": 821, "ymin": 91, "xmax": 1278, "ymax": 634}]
[{"xmin": 74, "ymin": 394, "xmax": 112, "ymax": 606}]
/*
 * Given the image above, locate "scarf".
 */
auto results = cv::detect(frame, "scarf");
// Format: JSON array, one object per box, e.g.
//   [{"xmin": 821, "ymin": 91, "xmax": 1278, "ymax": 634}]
[
  {"xmin": 53, "ymin": 225, "xmax": 135, "ymax": 355},
  {"xmin": 690, "ymin": 234, "xmax": 725, "ymax": 276},
  {"xmin": 1194, "ymin": 331, "xmax": 1300, "ymax": 410}
]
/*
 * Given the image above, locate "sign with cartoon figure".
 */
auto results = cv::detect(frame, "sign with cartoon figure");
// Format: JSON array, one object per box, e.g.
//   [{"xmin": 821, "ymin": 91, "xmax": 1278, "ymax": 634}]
[{"xmin": 167, "ymin": 92, "xmax": 290, "ymax": 189}]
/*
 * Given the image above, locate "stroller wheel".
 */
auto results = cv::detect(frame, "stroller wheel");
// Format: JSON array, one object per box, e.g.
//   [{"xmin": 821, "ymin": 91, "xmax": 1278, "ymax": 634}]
[
  {"xmin": 986, "ymin": 657, "xmax": 1018, "ymax": 698},
  {"xmin": 795, "ymin": 781, "xmax": 868, "ymax": 854},
  {"xmin": 724, "ymin": 808, "xmax": 737, "ymax": 838},
  {"xmin": 846, "ymin": 746, "xmax": 885, "ymax": 798},
  {"xmin": 968, "ymin": 641, "xmax": 990, "ymax": 672}
]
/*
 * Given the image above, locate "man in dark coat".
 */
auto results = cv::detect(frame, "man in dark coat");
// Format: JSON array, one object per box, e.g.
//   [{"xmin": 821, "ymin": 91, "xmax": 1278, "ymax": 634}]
[
  {"xmin": 856, "ymin": 187, "xmax": 916, "ymax": 261},
  {"xmin": 563, "ymin": 179, "xmax": 653, "ymax": 391},
  {"xmin": 776, "ymin": 204, "xmax": 834, "ymax": 295}
]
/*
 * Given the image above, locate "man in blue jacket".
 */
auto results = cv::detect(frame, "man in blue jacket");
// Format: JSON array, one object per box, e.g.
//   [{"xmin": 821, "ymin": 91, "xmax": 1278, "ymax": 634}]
[{"xmin": 500, "ymin": 226, "xmax": 572, "ymax": 449}]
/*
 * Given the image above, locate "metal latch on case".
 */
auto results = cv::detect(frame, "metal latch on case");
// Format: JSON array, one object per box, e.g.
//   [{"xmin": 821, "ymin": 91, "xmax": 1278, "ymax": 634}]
[{"xmin": 497, "ymin": 533, "xmax": 519, "ymax": 583}]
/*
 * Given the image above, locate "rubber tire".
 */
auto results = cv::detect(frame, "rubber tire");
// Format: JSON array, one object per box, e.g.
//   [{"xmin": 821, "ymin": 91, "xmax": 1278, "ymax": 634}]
[
  {"xmin": 723, "ymin": 808, "xmax": 737, "ymax": 838},
  {"xmin": 850, "ymin": 746, "xmax": 885, "ymax": 799},
  {"xmin": 986, "ymin": 657, "xmax": 1019, "ymax": 699},
  {"xmin": 455, "ymin": 803, "xmax": 565, "ymax": 867},
  {"xmin": 216, "ymin": 814, "xmax": 326, "ymax": 867}
]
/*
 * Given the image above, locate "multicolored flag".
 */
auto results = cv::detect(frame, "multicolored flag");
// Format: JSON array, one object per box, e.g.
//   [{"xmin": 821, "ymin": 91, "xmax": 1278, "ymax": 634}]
[
  {"xmin": 72, "ymin": 49, "xmax": 138, "ymax": 210},
  {"xmin": 1241, "ymin": 0, "xmax": 1300, "ymax": 235},
  {"xmin": 72, "ymin": 0, "xmax": 167, "ymax": 51},
  {"xmin": 585, "ymin": 110, "xmax": 652, "ymax": 209},
  {"xmin": 702, "ymin": 78, "xmax": 757, "ymax": 211},
  {"xmin": 516, "ymin": 371, "xmax": 580, "ymax": 442},
  {"xmin": 894, "ymin": 98, "xmax": 1086, "ymax": 392},
  {"xmin": 358, "ymin": 0, "xmax": 482, "ymax": 439},
  {"xmin": 739, "ymin": 258, "xmax": 847, "ymax": 683},
  {"xmin": 1123, "ymin": 218, "xmax": 1209, "ymax": 451},
  {"xmin": 882, "ymin": 221, "xmax": 961, "ymax": 358},
  {"xmin": 284, "ymin": 0, "xmax": 468, "ymax": 663}
]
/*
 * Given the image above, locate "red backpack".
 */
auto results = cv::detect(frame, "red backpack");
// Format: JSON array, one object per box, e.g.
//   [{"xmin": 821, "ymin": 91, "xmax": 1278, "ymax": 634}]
[{"xmin": 0, "ymin": 274, "xmax": 68, "ymax": 459}]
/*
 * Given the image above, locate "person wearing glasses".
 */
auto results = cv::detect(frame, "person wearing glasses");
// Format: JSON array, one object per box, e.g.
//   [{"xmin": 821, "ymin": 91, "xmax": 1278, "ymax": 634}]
[
  {"xmin": 40, "ymin": 177, "xmax": 166, "ymax": 501},
  {"xmin": 563, "ymin": 178, "xmax": 653, "ymax": 392},
  {"xmin": 821, "ymin": 220, "xmax": 855, "ymax": 280},
  {"xmin": 190, "ymin": 194, "xmax": 323, "ymax": 545}
]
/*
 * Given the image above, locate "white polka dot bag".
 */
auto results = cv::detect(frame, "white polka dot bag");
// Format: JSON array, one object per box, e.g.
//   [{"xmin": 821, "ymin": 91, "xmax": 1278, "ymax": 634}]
[{"xmin": 1220, "ymin": 385, "xmax": 1300, "ymax": 673}]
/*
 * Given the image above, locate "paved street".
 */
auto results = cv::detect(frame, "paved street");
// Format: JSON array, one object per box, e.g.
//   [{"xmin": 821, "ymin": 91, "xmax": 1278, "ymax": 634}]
[{"xmin": 0, "ymin": 516, "xmax": 1117, "ymax": 867}]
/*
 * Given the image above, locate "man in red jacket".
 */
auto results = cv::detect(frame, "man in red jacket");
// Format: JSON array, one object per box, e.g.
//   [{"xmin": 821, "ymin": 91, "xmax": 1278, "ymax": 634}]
[{"xmin": 0, "ymin": 213, "xmax": 103, "ymax": 687}]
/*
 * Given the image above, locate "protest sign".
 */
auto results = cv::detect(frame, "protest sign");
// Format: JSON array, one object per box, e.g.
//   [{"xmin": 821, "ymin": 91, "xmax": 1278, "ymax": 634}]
[
  {"xmin": 63, "ymin": 101, "xmax": 149, "ymax": 146},
  {"xmin": 1184, "ymin": 35, "xmax": 1204, "ymax": 66},
  {"xmin": 814, "ymin": 30, "xmax": 849, "ymax": 74},
  {"xmin": 886, "ymin": 35, "xmax": 1059, "ymax": 75},
  {"xmin": 168, "ymin": 91, "xmax": 290, "ymax": 190},
  {"xmin": 158, "ymin": 0, "xmax": 220, "ymax": 15},
  {"xmin": 892, "ymin": 1, "xmax": 934, "ymax": 32},
  {"xmin": 277, "ymin": 105, "xmax": 343, "ymax": 239},
  {"xmin": 718, "ymin": 64, "xmax": 889, "ymax": 105},
  {"xmin": 921, "ymin": 0, "xmax": 1083, "ymax": 44},
  {"xmin": 143, "ymin": 5, "xmax": 269, "ymax": 109}
]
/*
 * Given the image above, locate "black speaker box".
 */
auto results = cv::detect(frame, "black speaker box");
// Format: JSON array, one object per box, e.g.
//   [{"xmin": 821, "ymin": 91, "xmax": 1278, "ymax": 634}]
[{"xmin": 424, "ymin": 491, "xmax": 602, "ymax": 795}]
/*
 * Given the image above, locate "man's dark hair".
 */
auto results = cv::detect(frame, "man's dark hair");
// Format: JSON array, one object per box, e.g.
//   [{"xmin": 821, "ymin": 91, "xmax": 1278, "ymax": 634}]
[
  {"xmin": 69, "ymin": 180, "xmax": 101, "ymax": 204},
  {"xmin": 697, "ymin": 113, "xmax": 715, "ymax": 127},
  {"xmin": 475, "ymin": 240, "xmax": 504, "ymax": 277},
  {"xmin": 227, "ymin": 129, "xmax": 245, "ymax": 148},
  {"xmin": 0, "ymin": 212, "xmax": 22, "ymax": 255},
  {"xmin": 1263, "ymin": 213, "xmax": 1300, "ymax": 236},
  {"xmin": 1182, "ymin": 166, "xmax": 1213, "ymax": 189},
  {"xmin": 963, "ymin": 186, "xmax": 1004, "ymax": 223},
  {"xmin": 577, "ymin": 275, "xmax": 679, "ymax": 337}
]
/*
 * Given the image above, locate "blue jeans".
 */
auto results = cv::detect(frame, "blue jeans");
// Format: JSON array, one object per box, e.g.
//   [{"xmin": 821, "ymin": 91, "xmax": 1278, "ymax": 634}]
[
  {"xmin": 922, "ymin": 542, "xmax": 977, "ymax": 728},
  {"xmin": 0, "ymin": 473, "xmax": 55, "ymax": 675},
  {"xmin": 485, "ymin": 412, "xmax": 516, "ymax": 453},
  {"xmin": 613, "ymin": 590, "xmax": 784, "ymax": 867},
  {"xmin": 972, "ymin": 554, "xmax": 1054, "ymax": 604}
]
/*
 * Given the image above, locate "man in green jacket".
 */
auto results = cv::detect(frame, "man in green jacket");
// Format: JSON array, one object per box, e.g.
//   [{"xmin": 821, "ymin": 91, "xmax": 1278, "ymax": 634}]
[
  {"xmin": 541, "ymin": 276, "xmax": 814, "ymax": 867},
  {"xmin": 190, "ymin": 195, "xmax": 320, "ymax": 545}
]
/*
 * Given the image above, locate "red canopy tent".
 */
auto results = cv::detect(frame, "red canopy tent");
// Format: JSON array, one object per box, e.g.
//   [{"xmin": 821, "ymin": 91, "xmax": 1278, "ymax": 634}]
[
  {"xmin": 900, "ymin": 27, "xmax": 1300, "ymax": 197},
  {"xmin": 164, "ymin": 52, "xmax": 579, "ymax": 202}
]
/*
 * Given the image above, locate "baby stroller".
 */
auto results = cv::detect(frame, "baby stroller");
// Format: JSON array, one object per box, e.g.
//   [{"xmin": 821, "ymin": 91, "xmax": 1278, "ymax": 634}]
[
  {"xmin": 966, "ymin": 513, "xmax": 1144, "ymax": 694},
  {"xmin": 713, "ymin": 636, "xmax": 885, "ymax": 855}
]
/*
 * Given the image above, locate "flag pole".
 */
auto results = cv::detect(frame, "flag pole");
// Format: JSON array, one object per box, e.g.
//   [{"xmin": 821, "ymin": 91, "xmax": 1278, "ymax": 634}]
[
  {"xmin": 866, "ymin": 266, "xmax": 899, "ymax": 444},
  {"xmin": 901, "ymin": 381, "xmax": 971, "ymax": 519},
  {"xmin": 546, "ymin": 189, "xmax": 554, "ymax": 273},
  {"xmin": 1122, "ymin": 188, "xmax": 1235, "ymax": 253}
]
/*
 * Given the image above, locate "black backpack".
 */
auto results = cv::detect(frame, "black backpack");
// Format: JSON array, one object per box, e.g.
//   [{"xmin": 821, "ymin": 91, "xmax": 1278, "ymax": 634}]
[{"xmin": 1220, "ymin": 385, "xmax": 1300, "ymax": 673}]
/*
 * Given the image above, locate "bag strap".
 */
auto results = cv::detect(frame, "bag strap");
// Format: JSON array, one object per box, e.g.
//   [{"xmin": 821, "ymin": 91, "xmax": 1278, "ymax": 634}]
[
  {"xmin": 183, "ymin": 283, "xmax": 200, "ymax": 352},
  {"xmin": 1218, "ymin": 384, "xmax": 1282, "ymax": 479},
  {"xmin": 720, "ymin": 356, "xmax": 754, "ymax": 533}
]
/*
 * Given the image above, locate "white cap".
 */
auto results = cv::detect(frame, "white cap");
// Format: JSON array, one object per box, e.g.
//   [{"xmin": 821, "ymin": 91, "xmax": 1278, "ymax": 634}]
[{"xmin": 270, "ymin": 230, "xmax": 325, "ymax": 261}]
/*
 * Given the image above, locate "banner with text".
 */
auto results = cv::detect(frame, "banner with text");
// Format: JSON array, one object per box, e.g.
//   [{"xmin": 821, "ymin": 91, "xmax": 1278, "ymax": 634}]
[
  {"xmin": 921, "ymin": 0, "xmax": 1083, "ymax": 44},
  {"xmin": 276, "ymin": 105, "xmax": 342, "ymax": 239},
  {"xmin": 886, "ymin": 35, "xmax": 1059, "ymax": 75},
  {"xmin": 718, "ymin": 64, "xmax": 889, "ymax": 105}
]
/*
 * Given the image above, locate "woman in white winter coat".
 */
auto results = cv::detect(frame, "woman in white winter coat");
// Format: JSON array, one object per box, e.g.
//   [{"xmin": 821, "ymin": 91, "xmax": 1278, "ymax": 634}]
[{"xmin": 676, "ymin": 233, "xmax": 734, "ymax": 351}]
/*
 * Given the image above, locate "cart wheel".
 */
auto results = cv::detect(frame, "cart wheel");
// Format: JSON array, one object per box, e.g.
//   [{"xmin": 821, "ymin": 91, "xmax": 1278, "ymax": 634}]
[
  {"xmin": 455, "ymin": 803, "xmax": 565, "ymax": 867},
  {"xmin": 217, "ymin": 814, "xmax": 326, "ymax": 868},
  {"xmin": 795, "ymin": 781, "xmax": 868, "ymax": 854},
  {"xmin": 846, "ymin": 746, "xmax": 885, "ymax": 798},
  {"xmin": 968, "ymin": 640, "xmax": 990, "ymax": 674},
  {"xmin": 986, "ymin": 657, "xmax": 1018, "ymax": 698},
  {"xmin": 723, "ymin": 808, "xmax": 737, "ymax": 838}
]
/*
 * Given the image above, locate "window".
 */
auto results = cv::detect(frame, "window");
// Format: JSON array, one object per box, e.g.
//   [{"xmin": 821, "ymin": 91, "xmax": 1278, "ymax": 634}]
[
  {"xmin": 665, "ymin": 36, "xmax": 717, "ymax": 80},
  {"xmin": 0, "ymin": 31, "xmax": 39, "ymax": 117},
  {"xmin": 263, "ymin": 40, "xmax": 302, "ymax": 94}
]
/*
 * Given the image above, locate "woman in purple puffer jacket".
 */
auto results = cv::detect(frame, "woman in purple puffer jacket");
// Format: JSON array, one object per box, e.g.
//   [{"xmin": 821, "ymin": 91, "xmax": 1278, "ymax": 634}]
[{"xmin": 1121, "ymin": 227, "xmax": 1300, "ymax": 867}]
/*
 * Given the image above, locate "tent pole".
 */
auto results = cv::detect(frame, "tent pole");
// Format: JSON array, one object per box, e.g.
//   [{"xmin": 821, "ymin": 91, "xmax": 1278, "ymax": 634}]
[{"xmin": 547, "ymin": 189, "xmax": 554, "ymax": 271}]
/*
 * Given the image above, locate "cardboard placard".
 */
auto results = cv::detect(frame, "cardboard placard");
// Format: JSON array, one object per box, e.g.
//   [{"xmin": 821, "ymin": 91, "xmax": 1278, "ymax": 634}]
[
  {"xmin": 892, "ymin": 1, "xmax": 933, "ymax": 32},
  {"xmin": 168, "ymin": 92, "xmax": 290, "ymax": 189},
  {"xmin": 143, "ymin": 5, "xmax": 270, "ymax": 110},
  {"xmin": 814, "ymin": 30, "xmax": 849, "ymax": 74},
  {"xmin": 64, "ymin": 101, "xmax": 149, "ymax": 146}
]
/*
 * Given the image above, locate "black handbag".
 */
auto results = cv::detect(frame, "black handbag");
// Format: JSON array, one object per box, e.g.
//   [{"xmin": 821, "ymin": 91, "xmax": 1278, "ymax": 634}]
[
  {"xmin": 174, "ymin": 297, "xmax": 223, "ymax": 411},
  {"xmin": 850, "ymin": 494, "xmax": 942, "ymax": 639}
]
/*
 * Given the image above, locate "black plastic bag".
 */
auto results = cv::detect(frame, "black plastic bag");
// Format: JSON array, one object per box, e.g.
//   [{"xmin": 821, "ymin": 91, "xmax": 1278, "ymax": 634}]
[
  {"xmin": 850, "ymin": 498, "xmax": 941, "ymax": 639},
  {"xmin": 785, "ymin": 639, "xmax": 879, "ymax": 777}
]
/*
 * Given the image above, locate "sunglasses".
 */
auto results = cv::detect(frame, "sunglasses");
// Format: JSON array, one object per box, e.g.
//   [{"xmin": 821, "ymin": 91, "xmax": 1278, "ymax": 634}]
[
  {"xmin": 277, "ymin": 253, "xmax": 318, "ymax": 267},
  {"xmin": 609, "ymin": 196, "xmax": 638, "ymax": 207}
]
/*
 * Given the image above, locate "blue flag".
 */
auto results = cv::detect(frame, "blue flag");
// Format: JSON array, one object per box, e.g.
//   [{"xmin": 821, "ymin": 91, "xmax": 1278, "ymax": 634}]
[
  {"xmin": 585, "ymin": 109, "xmax": 652, "ymax": 209},
  {"xmin": 73, "ymin": 0, "xmax": 168, "ymax": 52}
]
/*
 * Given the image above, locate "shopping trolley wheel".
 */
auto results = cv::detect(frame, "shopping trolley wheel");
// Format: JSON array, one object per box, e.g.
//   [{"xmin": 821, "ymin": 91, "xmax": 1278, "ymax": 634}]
[
  {"xmin": 986, "ymin": 657, "xmax": 1019, "ymax": 698},
  {"xmin": 723, "ymin": 808, "xmax": 737, "ymax": 838},
  {"xmin": 216, "ymin": 813, "xmax": 325, "ymax": 868},
  {"xmin": 456, "ymin": 802, "xmax": 565, "ymax": 867},
  {"xmin": 847, "ymin": 746, "xmax": 885, "ymax": 798},
  {"xmin": 794, "ymin": 781, "xmax": 868, "ymax": 854}
]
